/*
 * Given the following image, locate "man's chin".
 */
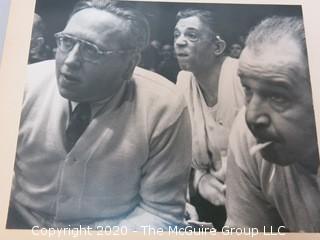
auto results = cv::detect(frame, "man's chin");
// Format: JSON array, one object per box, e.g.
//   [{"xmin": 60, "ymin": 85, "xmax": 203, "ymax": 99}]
[
  {"xmin": 58, "ymin": 87, "xmax": 81, "ymax": 102},
  {"xmin": 177, "ymin": 61, "xmax": 191, "ymax": 71}
]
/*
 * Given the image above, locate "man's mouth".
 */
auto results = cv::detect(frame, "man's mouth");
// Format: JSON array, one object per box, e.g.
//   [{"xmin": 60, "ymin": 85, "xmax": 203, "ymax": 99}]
[
  {"xmin": 61, "ymin": 72, "xmax": 79, "ymax": 83},
  {"xmin": 176, "ymin": 53, "xmax": 189, "ymax": 58},
  {"xmin": 247, "ymin": 124, "xmax": 279, "ymax": 145}
]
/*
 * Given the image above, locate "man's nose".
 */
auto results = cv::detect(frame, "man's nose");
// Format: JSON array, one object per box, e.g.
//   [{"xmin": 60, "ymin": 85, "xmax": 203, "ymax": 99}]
[
  {"xmin": 64, "ymin": 43, "xmax": 81, "ymax": 68},
  {"xmin": 246, "ymin": 95, "xmax": 271, "ymax": 131},
  {"xmin": 174, "ymin": 35, "xmax": 188, "ymax": 47}
]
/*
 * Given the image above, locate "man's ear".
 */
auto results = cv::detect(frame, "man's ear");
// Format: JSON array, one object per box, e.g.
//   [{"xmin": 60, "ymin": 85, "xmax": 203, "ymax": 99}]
[{"xmin": 213, "ymin": 38, "xmax": 226, "ymax": 56}]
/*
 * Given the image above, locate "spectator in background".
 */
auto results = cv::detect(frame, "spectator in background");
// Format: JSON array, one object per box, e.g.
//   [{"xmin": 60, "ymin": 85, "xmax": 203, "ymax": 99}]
[
  {"xmin": 139, "ymin": 39, "xmax": 161, "ymax": 71},
  {"xmin": 225, "ymin": 16, "xmax": 320, "ymax": 232},
  {"xmin": 150, "ymin": 39, "xmax": 161, "ymax": 51},
  {"xmin": 228, "ymin": 41, "xmax": 243, "ymax": 59},
  {"xmin": 174, "ymin": 8, "xmax": 245, "ymax": 230},
  {"xmin": 28, "ymin": 13, "xmax": 52, "ymax": 64},
  {"xmin": 156, "ymin": 44, "xmax": 180, "ymax": 83}
]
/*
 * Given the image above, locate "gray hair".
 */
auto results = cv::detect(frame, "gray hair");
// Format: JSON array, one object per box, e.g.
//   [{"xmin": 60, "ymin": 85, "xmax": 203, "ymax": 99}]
[
  {"xmin": 69, "ymin": 0, "xmax": 150, "ymax": 51},
  {"xmin": 246, "ymin": 16, "xmax": 309, "ymax": 82}
]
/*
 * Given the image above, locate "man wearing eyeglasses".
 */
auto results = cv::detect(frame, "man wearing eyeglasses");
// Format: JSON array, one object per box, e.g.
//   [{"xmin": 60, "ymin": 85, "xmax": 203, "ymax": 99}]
[{"xmin": 7, "ymin": 0, "xmax": 191, "ymax": 230}]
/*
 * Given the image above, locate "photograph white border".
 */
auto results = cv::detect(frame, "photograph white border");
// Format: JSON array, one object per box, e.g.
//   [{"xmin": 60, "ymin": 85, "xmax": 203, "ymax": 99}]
[{"xmin": 0, "ymin": 0, "xmax": 319, "ymax": 239}]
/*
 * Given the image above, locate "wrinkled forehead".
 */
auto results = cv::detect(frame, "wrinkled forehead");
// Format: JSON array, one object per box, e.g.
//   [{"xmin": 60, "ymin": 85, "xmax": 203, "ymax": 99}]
[
  {"xmin": 238, "ymin": 38, "xmax": 307, "ymax": 84},
  {"xmin": 64, "ymin": 8, "xmax": 129, "ymax": 48}
]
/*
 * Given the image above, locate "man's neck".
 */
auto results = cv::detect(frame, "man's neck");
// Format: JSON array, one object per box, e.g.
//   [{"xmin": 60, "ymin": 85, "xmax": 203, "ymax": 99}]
[{"xmin": 193, "ymin": 56, "xmax": 225, "ymax": 107}]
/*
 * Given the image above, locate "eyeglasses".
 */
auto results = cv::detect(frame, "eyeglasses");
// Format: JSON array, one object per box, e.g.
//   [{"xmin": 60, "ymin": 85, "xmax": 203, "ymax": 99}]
[{"xmin": 54, "ymin": 32, "xmax": 137, "ymax": 63}]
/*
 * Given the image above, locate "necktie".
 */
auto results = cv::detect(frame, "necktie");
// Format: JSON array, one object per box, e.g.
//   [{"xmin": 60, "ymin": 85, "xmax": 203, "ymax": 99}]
[{"xmin": 65, "ymin": 102, "xmax": 91, "ymax": 152}]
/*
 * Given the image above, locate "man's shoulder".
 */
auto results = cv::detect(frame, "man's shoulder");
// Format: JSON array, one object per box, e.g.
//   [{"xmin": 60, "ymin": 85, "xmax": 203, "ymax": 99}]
[
  {"xmin": 133, "ymin": 66, "xmax": 176, "ymax": 92},
  {"xmin": 221, "ymin": 57, "xmax": 240, "ymax": 82},
  {"xmin": 132, "ymin": 66, "xmax": 186, "ymax": 108},
  {"xmin": 176, "ymin": 70, "xmax": 192, "ymax": 88},
  {"xmin": 28, "ymin": 59, "xmax": 55, "ymax": 76},
  {"xmin": 131, "ymin": 67, "xmax": 188, "ymax": 133},
  {"xmin": 26, "ymin": 60, "xmax": 56, "ymax": 90},
  {"xmin": 223, "ymin": 56, "xmax": 239, "ymax": 68},
  {"xmin": 23, "ymin": 60, "xmax": 57, "ymax": 106}
]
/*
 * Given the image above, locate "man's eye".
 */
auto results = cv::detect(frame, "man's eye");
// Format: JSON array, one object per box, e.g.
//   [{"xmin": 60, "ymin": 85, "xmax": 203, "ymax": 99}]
[
  {"xmin": 61, "ymin": 37, "xmax": 75, "ymax": 50},
  {"xmin": 82, "ymin": 43, "xmax": 98, "ymax": 58},
  {"xmin": 269, "ymin": 95, "xmax": 290, "ymax": 112},
  {"xmin": 173, "ymin": 30, "xmax": 180, "ymax": 39},
  {"xmin": 270, "ymin": 95, "xmax": 287, "ymax": 105},
  {"xmin": 185, "ymin": 32, "xmax": 199, "ymax": 41}
]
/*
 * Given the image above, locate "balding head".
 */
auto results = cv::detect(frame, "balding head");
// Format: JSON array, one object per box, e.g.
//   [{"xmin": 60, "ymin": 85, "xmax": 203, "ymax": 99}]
[{"xmin": 244, "ymin": 16, "xmax": 309, "ymax": 82}]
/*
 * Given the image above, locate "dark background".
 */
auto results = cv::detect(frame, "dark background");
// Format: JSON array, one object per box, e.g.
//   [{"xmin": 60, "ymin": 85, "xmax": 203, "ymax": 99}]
[{"xmin": 34, "ymin": 0, "xmax": 303, "ymax": 48}]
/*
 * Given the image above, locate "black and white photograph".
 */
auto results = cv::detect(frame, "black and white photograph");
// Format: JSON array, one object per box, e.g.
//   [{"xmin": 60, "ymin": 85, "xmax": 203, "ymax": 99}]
[{"xmin": 1, "ymin": 0, "xmax": 320, "ymax": 236}]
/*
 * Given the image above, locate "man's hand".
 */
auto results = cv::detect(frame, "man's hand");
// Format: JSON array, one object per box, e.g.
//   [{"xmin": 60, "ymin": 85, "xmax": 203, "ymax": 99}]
[
  {"xmin": 210, "ymin": 153, "xmax": 227, "ymax": 183},
  {"xmin": 185, "ymin": 202, "xmax": 199, "ymax": 221},
  {"xmin": 198, "ymin": 173, "xmax": 226, "ymax": 206}
]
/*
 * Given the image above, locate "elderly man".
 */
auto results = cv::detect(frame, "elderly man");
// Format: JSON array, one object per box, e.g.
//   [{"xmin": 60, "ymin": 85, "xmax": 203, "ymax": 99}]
[
  {"xmin": 225, "ymin": 16, "xmax": 320, "ymax": 232},
  {"xmin": 156, "ymin": 44, "xmax": 180, "ymax": 83},
  {"xmin": 7, "ymin": 0, "xmax": 191, "ymax": 230},
  {"xmin": 174, "ymin": 9, "xmax": 244, "ymax": 229}
]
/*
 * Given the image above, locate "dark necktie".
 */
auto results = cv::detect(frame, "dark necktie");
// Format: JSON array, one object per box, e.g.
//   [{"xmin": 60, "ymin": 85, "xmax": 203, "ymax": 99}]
[{"xmin": 65, "ymin": 102, "xmax": 91, "ymax": 152}]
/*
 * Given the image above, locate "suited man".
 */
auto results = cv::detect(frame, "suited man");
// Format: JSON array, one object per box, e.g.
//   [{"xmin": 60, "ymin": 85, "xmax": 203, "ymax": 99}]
[{"xmin": 7, "ymin": 0, "xmax": 191, "ymax": 230}]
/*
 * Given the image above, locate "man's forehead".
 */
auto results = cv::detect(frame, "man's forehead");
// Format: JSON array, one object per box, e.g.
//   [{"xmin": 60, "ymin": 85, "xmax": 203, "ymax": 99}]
[
  {"xmin": 176, "ymin": 16, "xmax": 210, "ymax": 31},
  {"xmin": 239, "ymin": 39, "xmax": 305, "ymax": 82},
  {"xmin": 64, "ymin": 8, "xmax": 127, "ymax": 47},
  {"xmin": 68, "ymin": 9, "xmax": 127, "ymax": 37}
]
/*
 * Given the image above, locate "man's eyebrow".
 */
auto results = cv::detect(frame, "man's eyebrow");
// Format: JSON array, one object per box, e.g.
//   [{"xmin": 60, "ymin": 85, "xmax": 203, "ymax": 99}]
[
  {"xmin": 175, "ymin": 26, "xmax": 199, "ymax": 31},
  {"xmin": 238, "ymin": 72, "xmax": 293, "ymax": 91},
  {"xmin": 184, "ymin": 27, "xmax": 199, "ymax": 31},
  {"xmin": 266, "ymin": 80, "xmax": 292, "ymax": 91}
]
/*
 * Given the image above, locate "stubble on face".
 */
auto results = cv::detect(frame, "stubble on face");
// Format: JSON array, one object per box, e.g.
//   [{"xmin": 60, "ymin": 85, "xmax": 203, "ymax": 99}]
[{"xmin": 240, "ymin": 39, "xmax": 318, "ymax": 167}]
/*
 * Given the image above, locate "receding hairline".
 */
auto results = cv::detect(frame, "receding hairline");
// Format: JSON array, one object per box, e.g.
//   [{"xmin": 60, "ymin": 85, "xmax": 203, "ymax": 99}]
[
  {"xmin": 242, "ymin": 16, "xmax": 309, "ymax": 83},
  {"xmin": 239, "ymin": 38, "xmax": 309, "ymax": 88},
  {"xmin": 66, "ymin": 0, "xmax": 150, "ymax": 51}
]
